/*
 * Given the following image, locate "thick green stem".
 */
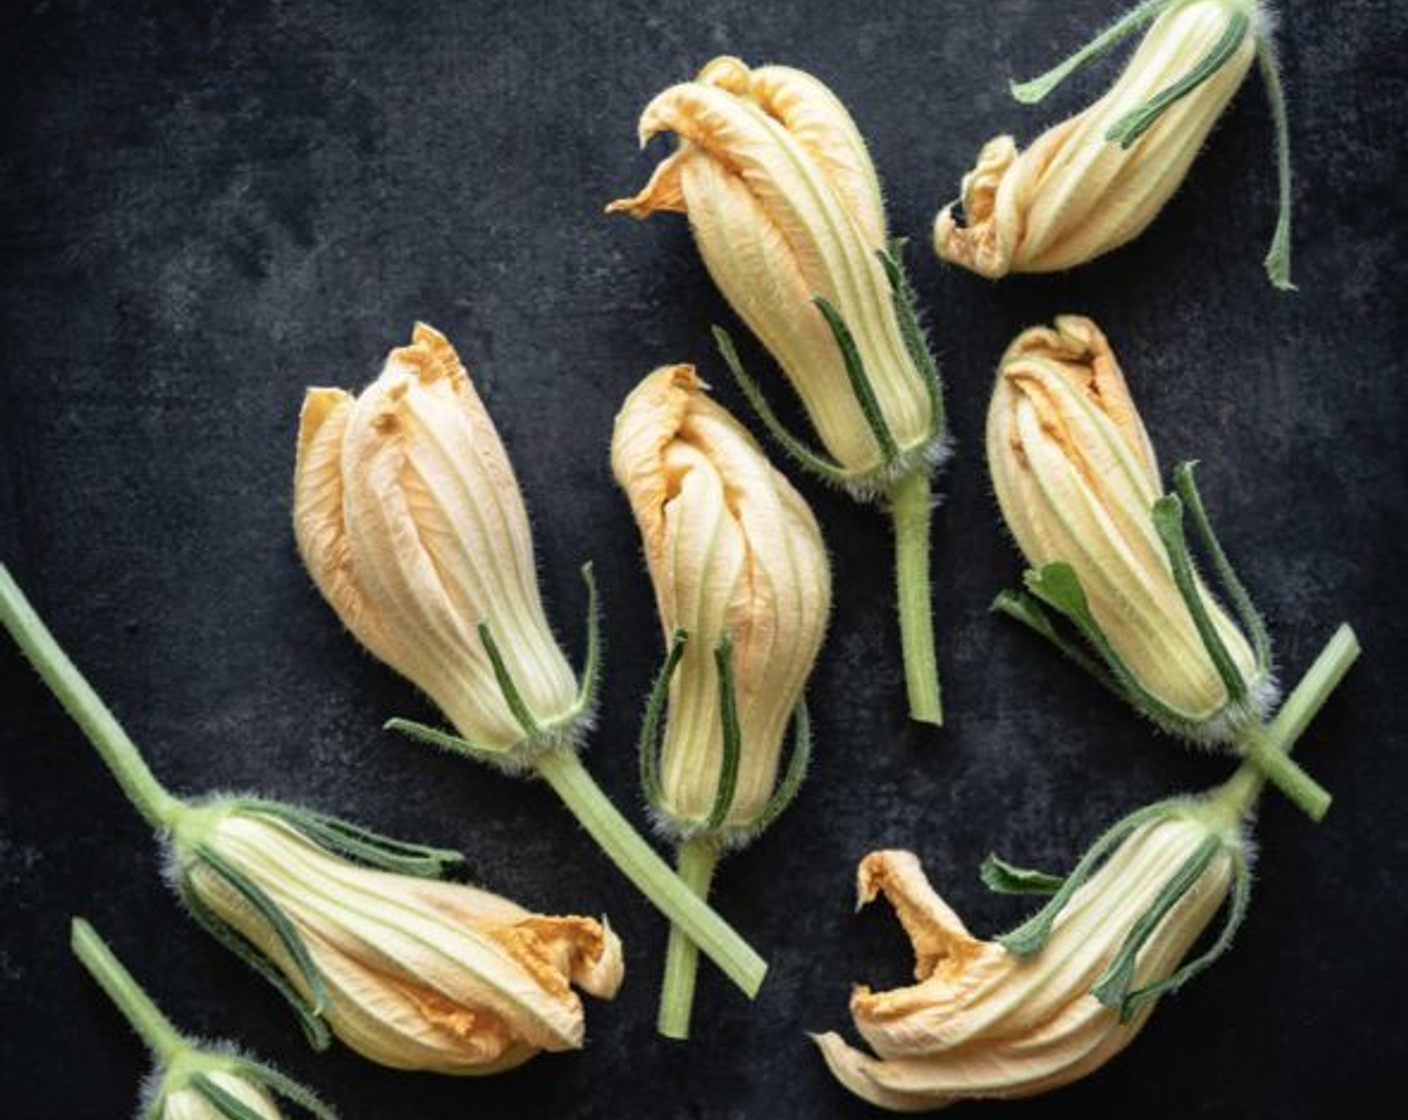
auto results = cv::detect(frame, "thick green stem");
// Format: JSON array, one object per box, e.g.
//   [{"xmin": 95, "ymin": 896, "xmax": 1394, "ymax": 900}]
[
  {"xmin": 1232, "ymin": 722, "xmax": 1331, "ymax": 822},
  {"xmin": 656, "ymin": 837, "xmax": 722, "ymax": 1040},
  {"xmin": 888, "ymin": 471, "xmax": 943, "ymax": 726},
  {"xmin": 533, "ymin": 748, "xmax": 765, "ymax": 997},
  {"xmin": 1214, "ymin": 624, "xmax": 1359, "ymax": 822},
  {"xmin": 71, "ymin": 918, "xmax": 186, "ymax": 1062},
  {"xmin": 0, "ymin": 565, "xmax": 181, "ymax": 829}
]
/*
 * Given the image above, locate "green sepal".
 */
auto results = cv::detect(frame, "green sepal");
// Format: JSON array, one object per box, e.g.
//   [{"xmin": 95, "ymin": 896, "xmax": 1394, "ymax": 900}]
[
  {"xmin": 812, "ymin": 295, "xmax": 899, "ymax": 462},
  {"xmin": 1152, "ymin": 492, "xmax": 1248, "ymax": 703},
  {"xmin": 237, "ymin": 800, "xmax": 461, "ymax": 880},
  {"xmin": 383, "ymin": 717, "xmax": 518, "ymax": 772},
  {"xmin": 639, "ymin": 628, "xmax": 689, "ymax": 815},
  {"xmin": 980, "ymin": 853, "xmax": 1065, "ymax": 896},
  {"xmin": 1000, "ymin": 798, "xmax": 1181, "ymax": 957},
  {"xmin": 1091, "ymin": 832, "xmax": 1223, "ymax": 1014},
  {"xmin": 234, "ymin": 1058, "xmax": 341, "ymax": 1120},
  {"xmin": 1172, "ymin": 461, "xmax": 1272, "ymax": 671},
  {"xmin": 1257, "ymin": 35, "xmax": 1296, "ymax": 290},
  {"xmin": 712, "ymin": 325, "xmax": 853, "ymax": 487},
  {"xmin": 1022, "ymin": 562, "xmax": 1201, "ymax": 733},
  {"xmin": 878, "ymin": 241, "xmax": 945, "ymax": 441},
  {"xmin": 705, "ymin": 632, "xmax": 743, "ymax": 831},
  {"xmin": 1010, "ymin": 0, "xmax": 1175, "ymax": 104},
  {"xmin": 478, "ymin": 619, "xmax": 543, "ymax": 740},
  {"xmin": 191, "ymin": 845, "xmax": 328, "ymax": 1015},
  {"xmin": 750, "ymin": 699, "xmax": 813, "ymax": 836},
  {"xmin": 1105, "ymin": 10, "xmax": 1252, "ymax": 147},
  {"xmin": 991, "ymin": 587, "xmax": 1123, "ymax": 697},
  {"xmin": 1114, "ymin": 847, "xmax": 1252, "ymax": 1020},
  {"xmin": 179, "ymin": 884, "xmax": 330, "ymax": 1051},
  {"xmin": 191, "ymin": 1072, "xmax": 285, "ymax": 1120},
  {"xmin": 573, "ymin": 561, "xmax": 602, "ymax": 715}
]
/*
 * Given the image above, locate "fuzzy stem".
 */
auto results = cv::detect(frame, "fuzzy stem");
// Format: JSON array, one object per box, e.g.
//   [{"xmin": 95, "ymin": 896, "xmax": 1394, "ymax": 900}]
[
  {"xmin": 888, "ymin": 471, "xmax": 943, "ymax": 726},
  {"xmin": 533, "ymin": 748, "xmax": 765, "ymax": 997},
  {"xmin": 0, "ymin": 565, "xmax": 181, "ymax": 829},
  {"xmin": 656, "ymin": 837, "xmax": 722, "ymax": 1040},
  {"xmin": 1214, "ymin": 624, "xmax": 1359, "ymax": 821},
  {"xmin": 71, "ymin": 918, "xmax": 186, "ymax": 1062}
]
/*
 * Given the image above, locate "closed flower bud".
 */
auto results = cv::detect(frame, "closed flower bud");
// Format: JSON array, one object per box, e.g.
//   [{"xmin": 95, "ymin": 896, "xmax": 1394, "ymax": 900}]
[
  {"xmin": 612, "ymin": 365, "xmax": 830, "ymax": 1038},
  {"xmin": 936, "ymin": 0, "xmax": 1294, "ymax": 288},
  {"xmin": 815, "ymin": 804, "xmax": 1245, "ymax": 1110},
  {"xmin": 612, "ymin": 365, "xmax": 830, "ymax": 838},
  {"xmin": 294, "ymin": 323, "xmax": 581, "ymax": 755},
  {"xmin": 988, "ymin": 316, "xmax": 1265, "ymax": 735},
  {"xmin": 171, "ymin": 803, "xmax": 622, "ymax": 1074},
  {"xmin": 608, "ymin": 56, "xmax": 942, "ymax": 486}
]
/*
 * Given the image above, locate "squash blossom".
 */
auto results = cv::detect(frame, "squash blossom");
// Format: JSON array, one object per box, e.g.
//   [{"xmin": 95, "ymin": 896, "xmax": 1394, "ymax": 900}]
[
  {"xmin": 0, "ymin": 567, "xmax": 621, "ymax": 1074},
  {"xmin": 935, "ymin": 0, "xmax": 1295, "ymax": 289},
  {"xmin": 71, "ymin": 918, "xmax": 337, "ymax": 1120},
  {"xmin": 292, "ymin": 324, "xmax": 768, "ymax": 998},
  {"xmin": 612, "ymin": 365, "xmax": 831, "ymax": 1038},
  {"xmin": 815, "ymin": 623, "xmax": 1359, "ymax": 1111},
  {"xmin": 177, "ymin": 807, "xmax": 625, "ymax": 1073},
  {"xmin": 987, "ymin": 316, "xmax": 1332, "ymax": 819},
  {"xmin": 608, "ymin": 56, "xmax": 950, "ymax": 726}
]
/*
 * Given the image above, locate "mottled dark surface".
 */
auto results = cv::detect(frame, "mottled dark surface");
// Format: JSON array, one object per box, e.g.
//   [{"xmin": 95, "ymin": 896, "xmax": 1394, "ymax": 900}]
[{"xmin": 2, "ymin": 0, "xmax": 1405, "ymax": 1116}]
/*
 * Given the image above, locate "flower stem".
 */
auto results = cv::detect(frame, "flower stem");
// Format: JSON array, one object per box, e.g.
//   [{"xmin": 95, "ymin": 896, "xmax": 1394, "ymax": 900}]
[
  {"xmin": 656, "ymin": 837, "xmax": 722, "ymax": 1040},
  {"xmin": 71, "ymin": 918, "xmax": 187, "ymax": 1062},
  {"xmin": 1231, "ymin": 724, "xmax": 1330, "ymax": 822},
  {"xmin": 533, "ymin": 748, "xmax": 765, "ymax": 997},
  {"xmin": 0, "ymin": 565, "xmax": 181, "ymax": 829},
  {"xmin": 888, "ymin": 471, "xmax": 943, "ymax": 726},
  {"xmin": 1215, "ymin": 624, "xmax": 1359, "ymax": 822}
]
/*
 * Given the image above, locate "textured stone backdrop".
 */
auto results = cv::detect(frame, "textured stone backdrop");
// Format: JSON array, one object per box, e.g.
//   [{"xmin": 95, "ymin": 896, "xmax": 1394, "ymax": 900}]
[{"xmin": 2, "ymin": 0, "xmax": 1404, "ymax": 1116}]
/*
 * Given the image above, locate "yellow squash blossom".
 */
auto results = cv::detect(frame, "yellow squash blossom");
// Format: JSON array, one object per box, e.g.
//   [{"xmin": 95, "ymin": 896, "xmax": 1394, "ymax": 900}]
[
  {"xmin": 175, "ymin": 804, "xmax": 623, "ymax": 1074},
  {"xmin": 816, "ymin": 624, "xmax": 1360, "ymax": 1109},
  {"xmin": 612, "ymin": 364, "xmax": 831, "ymax": 1037},
  {"xmin": 295, "ymin": 322, "xmax": 581, "ymax": 754},
  {"xmin": 609, "ymin": 56, "xmax": 948, "ymax": 726},
  {"xmin": 935, "ymin": 0, "xmax": 1294, "ymax": 288},
  {"xmin": 987, "ymin": 316, "xmax": 1330, "ymax": 819},
  {"xmin": 3, "ymin": 568, "xmax": 622, "ymax": 1075},
  {"xmin": 290, "ymin": 327, "xmax": 768, "ymax": 998}
]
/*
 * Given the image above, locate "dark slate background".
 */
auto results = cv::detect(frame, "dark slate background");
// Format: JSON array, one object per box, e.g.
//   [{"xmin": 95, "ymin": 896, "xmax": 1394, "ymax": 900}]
[{"xmin": 2, "ymin": 1, "xmax": 1405, "ymax": 1116}]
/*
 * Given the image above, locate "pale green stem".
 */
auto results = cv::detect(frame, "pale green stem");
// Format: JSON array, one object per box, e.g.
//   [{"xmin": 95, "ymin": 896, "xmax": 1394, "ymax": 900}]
[
  {"xmin": 656, "ymin": 837, "xmax": 722, "ymax": 1040},
  {"xmin": 1231, "ymin": 721, "xmax": 1330, "ymax": 822},
  {"xmin": 533, "ymin": 748, "xmax": 765, "ymax": 997},
  {"xmin": 71, "ymin": 918, "xmax": 187, "ymax": 1062},
  {"xmin": 0, "ymin": 565, "xmax": 182, "ymax": 829},
  {"xmin": 1212, "ymin": 624, "xmax": 1360, "ymax": 823},
  {"xmin": 887, "ymin": 471, "xmax": 943, "ymax": 726}
]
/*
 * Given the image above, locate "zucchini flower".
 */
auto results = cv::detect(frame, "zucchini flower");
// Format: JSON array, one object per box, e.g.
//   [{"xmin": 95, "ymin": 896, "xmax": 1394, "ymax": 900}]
[
  {"xmin": 176, "ymin": 803, "xmax": 623, "ymax": 1073},
  {"xmin": 816, "ymin": 622, "xmax": 1360, "ymax": 1110},
  {"xmin": 607, "ymin": 56, "xmax": 950, "ymax": 726},
  {"xmin": 987, "ymin": 316, "xmax": 1331, "ymax": 819},
  {"xmin": 71, "ymin": 918, "xmax": 337, "ymax": 1120},
  {"xmin": 2, "ymin": 567, "xmax": 621, "ymax": 1074},
  {"xmin": 612, "ymin": 365, "xmax": 831, "ymax": 1037},
  {"xmin": 294, "ymin": 322, "xmax": 579, "ymax": 751},
  {"xmin": 292, "ymin": 325, "xmax": 767, "ymax": 999},
  {"xmin": 935, "ymin": 0, "xmax": 1295, "ymax": 289}
]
